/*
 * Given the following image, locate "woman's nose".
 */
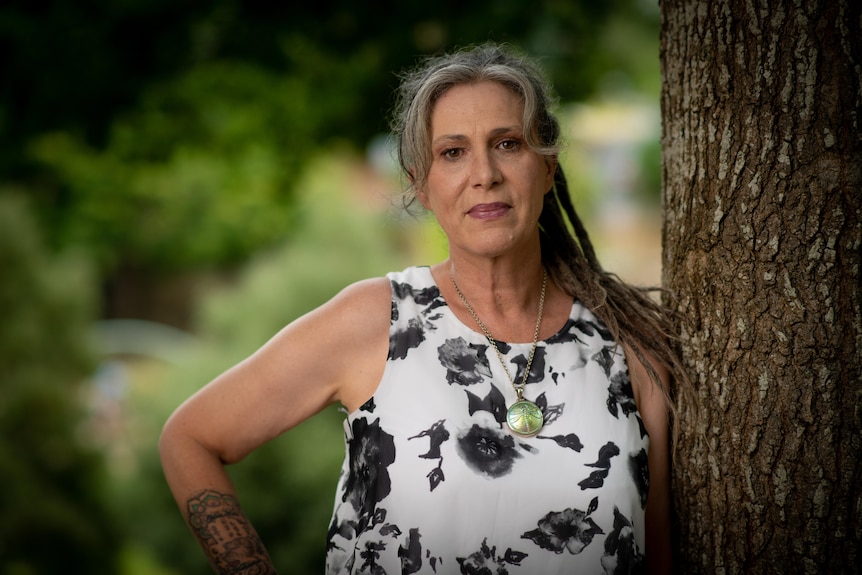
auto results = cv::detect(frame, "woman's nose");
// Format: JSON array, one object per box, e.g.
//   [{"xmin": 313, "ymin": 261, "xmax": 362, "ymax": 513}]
[{"xmin": 471, "ymin": 150, "xmax": 502, "ymax": 189}]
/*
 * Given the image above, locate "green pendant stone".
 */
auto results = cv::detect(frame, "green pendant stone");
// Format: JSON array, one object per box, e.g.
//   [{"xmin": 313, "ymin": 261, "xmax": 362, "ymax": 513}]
[{"xmin": 506, "ymin": 400, "xmax": 544, "ymax": 437}]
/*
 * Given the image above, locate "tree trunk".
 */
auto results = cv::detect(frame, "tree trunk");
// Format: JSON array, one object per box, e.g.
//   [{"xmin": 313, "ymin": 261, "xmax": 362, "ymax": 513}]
[{"xmin": 660, "ymin": 1, "xmax": 862, "ymax": 573}]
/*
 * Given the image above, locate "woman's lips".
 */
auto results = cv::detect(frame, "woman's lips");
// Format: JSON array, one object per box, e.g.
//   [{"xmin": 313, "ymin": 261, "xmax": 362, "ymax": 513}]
[{"xmin": 468, "ymin": 202, "xmax": 510, "ymax": 220}]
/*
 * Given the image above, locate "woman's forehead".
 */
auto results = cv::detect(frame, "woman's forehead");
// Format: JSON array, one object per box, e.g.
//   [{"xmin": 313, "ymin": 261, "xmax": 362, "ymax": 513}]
[{"xmin": 430, "ymin": 81, "xmax": 524, "ymax": 133}]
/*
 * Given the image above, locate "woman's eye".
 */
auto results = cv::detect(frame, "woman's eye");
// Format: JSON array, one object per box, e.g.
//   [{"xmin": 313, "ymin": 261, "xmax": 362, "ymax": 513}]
[
  {"xmin": 442, "ymin": 148, "xmax": 463, "ymax": 160},
  {"xmin": 498, "ymin": 139, "xmax": 521, "ymax": 151}
]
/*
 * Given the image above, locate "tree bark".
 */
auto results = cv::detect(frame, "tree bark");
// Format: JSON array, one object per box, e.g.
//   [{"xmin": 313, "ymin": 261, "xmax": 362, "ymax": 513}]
[{"xmin": 660, "ymin": 1, "xmax": 862, "ymax": 573}]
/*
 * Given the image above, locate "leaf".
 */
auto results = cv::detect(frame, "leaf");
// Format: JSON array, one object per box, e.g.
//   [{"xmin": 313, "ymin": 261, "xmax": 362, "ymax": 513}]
[
  {"xmin": 427, "ymin": 465, "xmax": 445, "ymax": 492},
  {"xmin": 503, "ymin": 548, "xmax": 528, "ymax": 565}
]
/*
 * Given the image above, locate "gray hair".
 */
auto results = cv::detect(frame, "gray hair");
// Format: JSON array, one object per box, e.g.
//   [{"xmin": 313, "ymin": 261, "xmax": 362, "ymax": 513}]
[{"xmin": 391, "ymin": 43, "xmax": 560, "ymax": 197}]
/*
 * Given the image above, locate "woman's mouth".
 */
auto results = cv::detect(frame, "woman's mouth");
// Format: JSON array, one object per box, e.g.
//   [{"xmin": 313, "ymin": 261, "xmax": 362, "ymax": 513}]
[{"xmin": 468, "ymin": 203, "xmax": 510, "ymax": 220}]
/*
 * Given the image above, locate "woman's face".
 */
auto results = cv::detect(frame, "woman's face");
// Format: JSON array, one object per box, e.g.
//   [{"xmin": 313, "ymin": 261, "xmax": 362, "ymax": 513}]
[{"xmin": 418, "ymin": 80, "xmax": 556, "ymax": 261}]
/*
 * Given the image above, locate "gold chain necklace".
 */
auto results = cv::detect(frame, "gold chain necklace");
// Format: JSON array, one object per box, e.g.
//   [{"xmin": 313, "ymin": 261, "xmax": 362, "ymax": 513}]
[{"xmin": 449, "ymin": 266, "xmax": 547, "ymax": 437}]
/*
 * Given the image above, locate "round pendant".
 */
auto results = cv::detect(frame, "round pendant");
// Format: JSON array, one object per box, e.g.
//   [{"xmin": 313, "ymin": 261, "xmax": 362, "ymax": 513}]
[{"xmin": 506, "ymin": 400, "xmax": 544, "ymax": 437}]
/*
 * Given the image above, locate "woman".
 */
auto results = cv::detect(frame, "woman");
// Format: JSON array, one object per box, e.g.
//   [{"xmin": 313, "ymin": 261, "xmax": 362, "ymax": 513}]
[{"xmin": 160, "ymin": 43, "xmax": 690, "ymax": 574}]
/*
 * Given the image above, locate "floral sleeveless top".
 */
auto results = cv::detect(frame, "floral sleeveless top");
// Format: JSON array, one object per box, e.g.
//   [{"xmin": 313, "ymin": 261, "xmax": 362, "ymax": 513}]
[{"xmin": 326, "ymin": 266, "xmax": 649, "ymax": 574}]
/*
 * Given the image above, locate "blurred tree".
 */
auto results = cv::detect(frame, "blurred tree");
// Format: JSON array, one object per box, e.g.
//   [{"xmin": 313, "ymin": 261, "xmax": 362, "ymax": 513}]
[
  {"xmin": 0, "ymin": 1, "xmax": 660, "ymax": 325},
  {"xmin": 0, "ymin": 0, "xmax": 657, "ymax": 169},
  {"xmin": 30, "ymin": 61, "xmax": 315, "ymax": 272},
  {"xmin": 0, "ymin": 195, "xmax": 120, "ymax": 574}
]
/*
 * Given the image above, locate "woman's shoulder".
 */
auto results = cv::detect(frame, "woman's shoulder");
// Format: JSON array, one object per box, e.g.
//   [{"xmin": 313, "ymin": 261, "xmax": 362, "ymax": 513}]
[
  {"xmin": 322, "ymin": 267, "xmax": 430, "ymax": 330},
  {"xmin": 326, "ymin": 275, "xmax": 393, "ymax": 323},
  {"xmin": 284, "ymin": 275, "xmax": 392, "ymax": 412},
  {"xmin": 319, "ymin": 266, "xmax": 437, "ymax": 347},
  {"xmin": 332, "ymin": 266, "xmax": 431, "ymax": 302},
  {"xmin": 338, "ymin": 266, "xmax": 433, "ymax": 296}
]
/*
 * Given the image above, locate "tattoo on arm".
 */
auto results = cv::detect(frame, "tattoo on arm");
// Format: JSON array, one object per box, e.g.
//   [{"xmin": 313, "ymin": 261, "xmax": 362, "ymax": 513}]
[{"xmin": 186, "ymin": 489, "xmax": 278, "ymax": 575}]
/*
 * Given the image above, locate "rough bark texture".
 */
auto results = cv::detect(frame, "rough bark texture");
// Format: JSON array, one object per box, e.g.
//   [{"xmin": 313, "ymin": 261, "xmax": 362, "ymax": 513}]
[{"xmin": 660, "ymin": 1, "xmax": 862, "ymax": 573}]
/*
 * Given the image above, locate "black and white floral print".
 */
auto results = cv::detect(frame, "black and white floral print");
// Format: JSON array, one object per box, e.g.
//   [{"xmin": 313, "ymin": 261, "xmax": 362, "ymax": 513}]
[
  {"xmin": 521, "ymin": 497, "xmax": 604, "ymax": 555},
  {"xmin": 456, "ymin": 424, "xmax": 523, "ymax": 478},
  {"xmin": 342, "ymin": 417, "xmax": 396, "ymax": 518},
  {"xmin": 607, "ymin": 370, "xmax": 638, "ymax": 419},
  {"xmin": 438, "ymin": 337, "xmax": 493, "ymax": 386},
  {"xmin": 408, "ymin": 420, "xmax": 449, "ymax": 491},
  {"xmin": 389, "ymin": 281, "xmax": 444, "ymax": 361},
  {"xmin": 465, "ymin": 383, "xmax": 508, "ymax": 425},
  {"xmin": 579, "ymin": 442, "xmax": 621, "ymax": 490},
  {"xmin": 537, "ymin": 432, "xmax": 584, "ymax": 451},
  {"xmin": 326, "ymin": 267, "xmax": 650, "ymax": 574},
  {"xmin": 628, "ymin": 449, "xmax": 650, "ymax": 510},
  {"xmin": 600, "ymin": 507, "xmax": 645, "ymax": 574},
  {"xmin": 457, "ymin": 538, "xmax": 527, "ymax": 575},
  {"xmin": 398, "ymin": 528, "xmax": 423, "ymax": 574}
]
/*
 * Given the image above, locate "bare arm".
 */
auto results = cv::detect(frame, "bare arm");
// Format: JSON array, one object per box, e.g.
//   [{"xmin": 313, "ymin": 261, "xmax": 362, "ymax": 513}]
[
  {"xmin": 626, "ymin": 345, "xmax": 673, "ymax": 575},
  {"xmin": 159, "ymin": 277, "xmax": 391, "ymax": 573}
]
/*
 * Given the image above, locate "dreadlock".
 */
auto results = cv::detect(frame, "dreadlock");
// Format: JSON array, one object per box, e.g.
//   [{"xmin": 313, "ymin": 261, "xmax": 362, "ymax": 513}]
[{"xmin": 540, "ymin": 167, "xmax": 695, "ymax": 433}]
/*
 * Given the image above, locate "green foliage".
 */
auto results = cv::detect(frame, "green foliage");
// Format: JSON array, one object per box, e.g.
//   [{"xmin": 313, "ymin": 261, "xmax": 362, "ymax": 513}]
[
  {"xmin": 197, "ymin": 154, "xmax": 413, "ymax": 352},
  {"xmin": 0, "ymin": 0, "xmax": 657, "ymax": 161},
  {"xmin": 0, "ymin": 196, "xmax": 120, "ymax": 574},
  {"xmin": 2, "ymin": 0, "xmax": 660, "ymax": 279},
  {"xmin": 30, "ymin": 61, "xmax": 318, "ymax": 272}
]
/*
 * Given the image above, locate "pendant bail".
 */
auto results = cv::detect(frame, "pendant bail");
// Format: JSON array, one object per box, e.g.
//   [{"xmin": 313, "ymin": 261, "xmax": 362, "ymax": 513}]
[{"xmin": 515, "ymin": 387, "xmax": 524, "ymax": 401}]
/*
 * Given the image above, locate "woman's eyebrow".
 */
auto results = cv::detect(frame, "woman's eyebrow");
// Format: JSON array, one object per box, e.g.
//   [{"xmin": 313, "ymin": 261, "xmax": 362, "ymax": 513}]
[
  {"xmin": 432, "ymin": 134, "xmax": 468, "ymax": 147},
  {"xmin": 489, "ymin": 126, "xmax": 522, "ymax": 137},
  {"xmin": 432, "ymin": 126, "xmax": 522, "ymax": 147}
]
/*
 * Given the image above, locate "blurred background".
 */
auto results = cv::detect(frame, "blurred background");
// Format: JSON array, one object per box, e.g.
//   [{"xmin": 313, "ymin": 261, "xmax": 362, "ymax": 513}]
[{"xmin": 0, "ymin": 1, "xmax": 663, "ymax": 573}]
